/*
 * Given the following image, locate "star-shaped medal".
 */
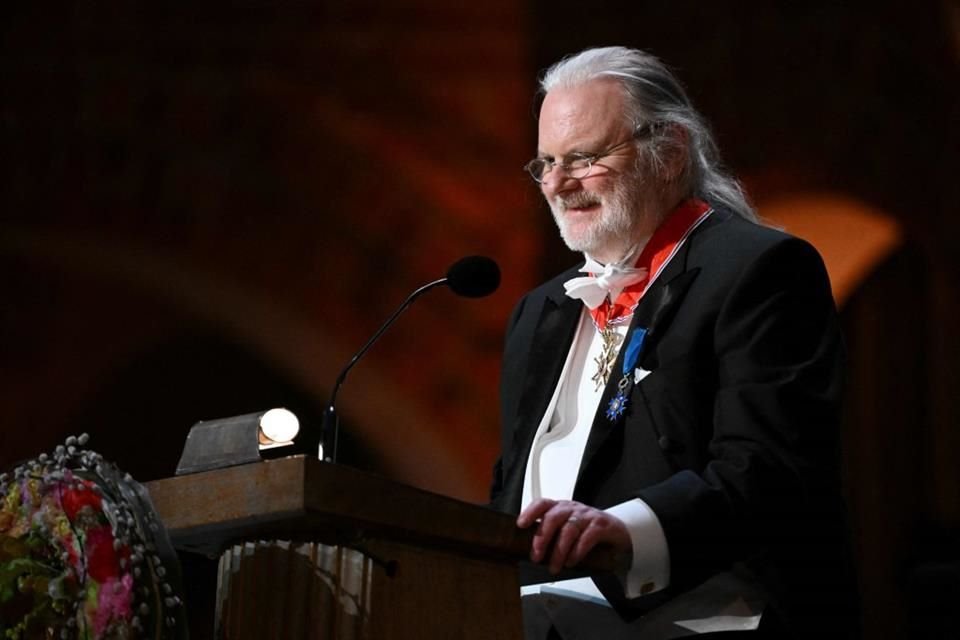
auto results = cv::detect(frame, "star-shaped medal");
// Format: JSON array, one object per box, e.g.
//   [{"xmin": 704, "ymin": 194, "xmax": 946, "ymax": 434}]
[{"xmin": 605, "ymin": 390, "xmax": 629, "ymax": 420}]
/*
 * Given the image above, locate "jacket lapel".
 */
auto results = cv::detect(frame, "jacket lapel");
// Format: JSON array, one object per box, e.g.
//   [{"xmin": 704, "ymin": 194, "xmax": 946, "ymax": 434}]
[
  {"xmin": 575, "ymin": 242, "xmax": 702, "ymax": 492},
  {"xmin": 514, "ymin": 297, "xmax": 581, "ymax": 438},
  {"xmin": 499, "ymin": 274, "xmax": 582, "ymax": 513}
]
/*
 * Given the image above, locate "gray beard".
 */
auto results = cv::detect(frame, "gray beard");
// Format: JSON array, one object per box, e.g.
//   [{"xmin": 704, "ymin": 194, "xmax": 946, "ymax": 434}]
[{"xmin": 549, "ymin": 174, "xmax": 648, "ymax": 258}]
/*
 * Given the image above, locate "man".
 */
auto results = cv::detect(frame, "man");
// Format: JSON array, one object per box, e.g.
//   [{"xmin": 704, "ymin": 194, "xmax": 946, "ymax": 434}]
[{"xmin": 489, "ymin": 47, "xmax": 857, "ymax": 638}]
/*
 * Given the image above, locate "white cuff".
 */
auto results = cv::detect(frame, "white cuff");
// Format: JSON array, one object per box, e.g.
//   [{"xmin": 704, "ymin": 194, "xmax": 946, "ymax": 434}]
[{"xmin": 605, "ymin": 498, "xmax": 671, "ymax": 598}]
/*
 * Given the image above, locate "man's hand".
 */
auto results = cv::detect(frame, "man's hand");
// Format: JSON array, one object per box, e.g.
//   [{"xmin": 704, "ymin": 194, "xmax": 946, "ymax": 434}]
[{"xmin": 517, "ymin": 498, "xmax": 631, "ymax": 574}]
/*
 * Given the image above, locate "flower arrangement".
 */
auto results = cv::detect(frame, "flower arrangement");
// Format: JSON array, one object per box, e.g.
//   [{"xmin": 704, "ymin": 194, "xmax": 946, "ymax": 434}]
[{"xmin": 0, "ymin": 434, "xmax": 186, "ymax": 639}]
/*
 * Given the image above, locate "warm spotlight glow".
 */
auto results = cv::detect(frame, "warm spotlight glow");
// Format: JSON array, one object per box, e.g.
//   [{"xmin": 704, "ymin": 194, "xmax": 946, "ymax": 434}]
[
  {"xmin": 259, "ymin": 408, "xmax": 300, "ymax": 447},
  {"xmin": 758, "ymin": 193, "xmax": 903, "ymax": 307}
]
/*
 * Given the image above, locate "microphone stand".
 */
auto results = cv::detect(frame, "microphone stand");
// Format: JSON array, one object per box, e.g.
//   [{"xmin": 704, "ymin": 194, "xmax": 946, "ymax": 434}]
[{"xmin": 319, "ymin": 277, "xmax": 448, "ymax": 463}]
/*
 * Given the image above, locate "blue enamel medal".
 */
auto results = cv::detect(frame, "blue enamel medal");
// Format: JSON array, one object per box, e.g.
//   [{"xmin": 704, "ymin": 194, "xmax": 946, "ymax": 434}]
[{"xmin": 606, "ymin": 327, "xmax": 647, "ymax": 422}]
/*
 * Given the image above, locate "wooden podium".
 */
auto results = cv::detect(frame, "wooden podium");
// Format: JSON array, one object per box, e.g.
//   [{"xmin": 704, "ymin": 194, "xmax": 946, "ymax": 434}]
[{"xmin": 145, "ymin": 455, "xmax": 534, "ymax": 639}]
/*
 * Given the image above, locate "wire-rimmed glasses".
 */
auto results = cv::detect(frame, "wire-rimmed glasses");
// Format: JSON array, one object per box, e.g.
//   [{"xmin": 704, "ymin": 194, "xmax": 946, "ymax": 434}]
[{"xmin": 523, "ymin": 124, "xmax": 652, "ymax": 184}]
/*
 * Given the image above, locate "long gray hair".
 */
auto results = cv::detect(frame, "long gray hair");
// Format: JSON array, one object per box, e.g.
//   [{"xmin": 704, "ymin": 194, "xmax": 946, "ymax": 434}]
[{"xmin": 540, "ymin": 46, "xmax": 757, "ymax": 222}]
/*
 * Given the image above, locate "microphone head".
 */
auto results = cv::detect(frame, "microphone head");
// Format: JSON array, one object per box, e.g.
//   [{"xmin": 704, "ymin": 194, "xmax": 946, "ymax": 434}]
[{"xmin": 445, "ymin": 255, "xmax": 501, "ymax": 298}]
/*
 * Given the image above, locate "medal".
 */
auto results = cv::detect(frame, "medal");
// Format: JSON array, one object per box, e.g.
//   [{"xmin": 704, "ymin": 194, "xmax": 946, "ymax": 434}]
[
  {"xmin": 606, "ymin": 327, "xmax": 647, "ymax": 422},
  {"xmin": 591, "ymin": 323, "xmax": 622, "ymax": 391},
  {"xmin": 605, "ymin": 377, "xmax": 632, "ymax": 420}
]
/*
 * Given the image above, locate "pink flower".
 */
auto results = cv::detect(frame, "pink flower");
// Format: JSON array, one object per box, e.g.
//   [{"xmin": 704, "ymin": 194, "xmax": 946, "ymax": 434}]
[{"xmin": 90, "ymin": 573, "xmax": 134, "ymax": 636}]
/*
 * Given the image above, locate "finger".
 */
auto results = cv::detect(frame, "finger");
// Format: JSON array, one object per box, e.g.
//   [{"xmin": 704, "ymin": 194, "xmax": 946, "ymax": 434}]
[
  {"xmin": 568, "ymin": 514, "xmax": 631, "ymax": 567},
  {"xmin": 548, "ymin": 515, "xmax": 586, "ymax": 574},
  {"xmin": 529, "ymin": 508, "xmax": 568, "ymax": 562},
  {"xmin": 530, "ymin": 502, "xmax": 577, "ymax": 562},
  {"xmin": 517, "ymin": 498, "xmax": 557, "ymax": 528},
  {"xmin": 567, "ymin": 519, "xmax": 603, "ymax": 567}
]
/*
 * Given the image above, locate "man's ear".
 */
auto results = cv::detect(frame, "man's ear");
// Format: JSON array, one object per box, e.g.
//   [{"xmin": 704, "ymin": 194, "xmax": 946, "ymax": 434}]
[{"xmin": 661, "ymin": 124, "xmax": 689, "ymax": 182}]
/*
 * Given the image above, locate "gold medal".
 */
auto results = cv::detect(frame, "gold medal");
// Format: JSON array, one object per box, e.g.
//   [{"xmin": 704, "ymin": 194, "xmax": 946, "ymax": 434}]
[{"xmin": 591, "ymin": 323, "xmax": 623, "ymax": 391}]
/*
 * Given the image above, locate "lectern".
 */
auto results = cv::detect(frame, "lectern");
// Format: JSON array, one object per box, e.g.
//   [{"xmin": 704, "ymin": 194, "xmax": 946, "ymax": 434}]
[{"xmin": 145, "ymin": 455, "xmax": 533, "ymax": 639}]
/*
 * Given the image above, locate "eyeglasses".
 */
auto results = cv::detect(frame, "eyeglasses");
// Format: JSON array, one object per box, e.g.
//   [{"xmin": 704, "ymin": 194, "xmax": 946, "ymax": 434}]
[{"xmin": 523, "ymin": 124, "xmax": 652, "ymax": 184}]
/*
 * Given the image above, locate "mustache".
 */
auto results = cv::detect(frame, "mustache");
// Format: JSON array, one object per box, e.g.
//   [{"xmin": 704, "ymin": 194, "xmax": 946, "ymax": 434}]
[{"xmin": 553, "ymin": 191, "xmax": 602, "ymax": 211}]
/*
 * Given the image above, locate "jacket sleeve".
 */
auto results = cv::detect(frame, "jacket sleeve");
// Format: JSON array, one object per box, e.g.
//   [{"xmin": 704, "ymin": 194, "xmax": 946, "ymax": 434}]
[{"xmin": 635, "ymin": 236, "xmax": 845, "ymax": 589}]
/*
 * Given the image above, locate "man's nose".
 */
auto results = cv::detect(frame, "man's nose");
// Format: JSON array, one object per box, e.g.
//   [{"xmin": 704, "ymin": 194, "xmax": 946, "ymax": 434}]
[{"xmin": 540, "ymin": 167, "xmax": 580, "ymax": 198}]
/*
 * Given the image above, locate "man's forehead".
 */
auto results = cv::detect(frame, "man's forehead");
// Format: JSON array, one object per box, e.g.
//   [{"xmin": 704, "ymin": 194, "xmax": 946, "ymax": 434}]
[{"xmin": 537, "ymin": 79, "xmax": 629, "ymax": 150}]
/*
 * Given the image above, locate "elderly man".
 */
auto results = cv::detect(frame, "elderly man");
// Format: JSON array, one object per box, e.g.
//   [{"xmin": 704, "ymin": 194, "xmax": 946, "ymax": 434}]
[{"xmin": 489, "ymin": 47, "xmax": 857, "ymax": 639}]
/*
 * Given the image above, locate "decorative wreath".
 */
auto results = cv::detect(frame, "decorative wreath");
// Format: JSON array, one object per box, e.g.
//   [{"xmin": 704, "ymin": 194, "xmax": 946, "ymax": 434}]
[{"xmin": 0, "ymin": 434, "xmax": 187, "ymax": 639}]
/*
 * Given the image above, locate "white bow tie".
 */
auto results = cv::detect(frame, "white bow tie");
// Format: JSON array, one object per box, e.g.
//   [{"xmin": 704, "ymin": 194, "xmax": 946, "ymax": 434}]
[{"xmin": 563, "ymin": 255, "xmax": 648, "ymax": 309}]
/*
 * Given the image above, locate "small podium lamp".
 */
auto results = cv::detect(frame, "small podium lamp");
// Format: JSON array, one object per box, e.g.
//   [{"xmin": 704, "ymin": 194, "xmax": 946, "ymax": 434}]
[{"xmin": 175, "ymin": 408, "xmax": 301, "ymax": 475}]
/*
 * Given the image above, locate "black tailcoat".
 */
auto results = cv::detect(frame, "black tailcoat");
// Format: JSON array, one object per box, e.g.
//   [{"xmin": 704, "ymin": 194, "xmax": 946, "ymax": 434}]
[{"xmin": 490, "ymin": 209, "xmax": 857, "ymax": 637}]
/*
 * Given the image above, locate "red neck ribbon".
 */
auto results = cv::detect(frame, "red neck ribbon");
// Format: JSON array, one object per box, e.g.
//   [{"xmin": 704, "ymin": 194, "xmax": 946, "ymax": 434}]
[{"xmin": 589, "ymin": 198, "xmax": 712, "ymax": 329}]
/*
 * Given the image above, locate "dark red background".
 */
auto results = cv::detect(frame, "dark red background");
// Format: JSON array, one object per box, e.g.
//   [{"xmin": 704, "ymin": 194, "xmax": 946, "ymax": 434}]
[{"xmin": 2, "ymin": 2, "xmax": 958, "ymax": 638}]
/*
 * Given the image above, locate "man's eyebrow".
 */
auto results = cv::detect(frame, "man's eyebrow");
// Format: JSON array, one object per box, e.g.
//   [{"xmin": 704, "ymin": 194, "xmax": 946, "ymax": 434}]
[{"xmin": 537, "ymin": 147, "xmax": 595, "ymax": 160}]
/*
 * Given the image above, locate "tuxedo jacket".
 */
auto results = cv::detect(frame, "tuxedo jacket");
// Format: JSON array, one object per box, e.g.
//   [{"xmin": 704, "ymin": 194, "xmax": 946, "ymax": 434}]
[{"xmin": 490, "ymin": 208, "xmax": 858, "ymax": 637}]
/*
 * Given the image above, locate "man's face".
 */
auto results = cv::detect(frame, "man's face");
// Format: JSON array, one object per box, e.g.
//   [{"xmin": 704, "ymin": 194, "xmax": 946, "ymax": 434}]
[{"xmin": 537, "ymin": 79, "xmax": 648, "ymax": 263}]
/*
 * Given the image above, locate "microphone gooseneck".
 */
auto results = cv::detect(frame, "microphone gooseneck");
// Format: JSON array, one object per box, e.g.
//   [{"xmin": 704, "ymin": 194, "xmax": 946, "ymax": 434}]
[{"xmin": 319, "ymin": 256, "xmax": 500, "ymax": 463}]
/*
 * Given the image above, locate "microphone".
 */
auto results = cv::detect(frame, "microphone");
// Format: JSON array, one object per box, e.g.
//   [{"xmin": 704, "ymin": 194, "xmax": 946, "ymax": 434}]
[
  {"xmin": 316, "ymin": 256, "xmax": 501, "ymax": 462},
  {"xmin": 446, "ymin": 255, "xmax": 501, "ymax": 297}
]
